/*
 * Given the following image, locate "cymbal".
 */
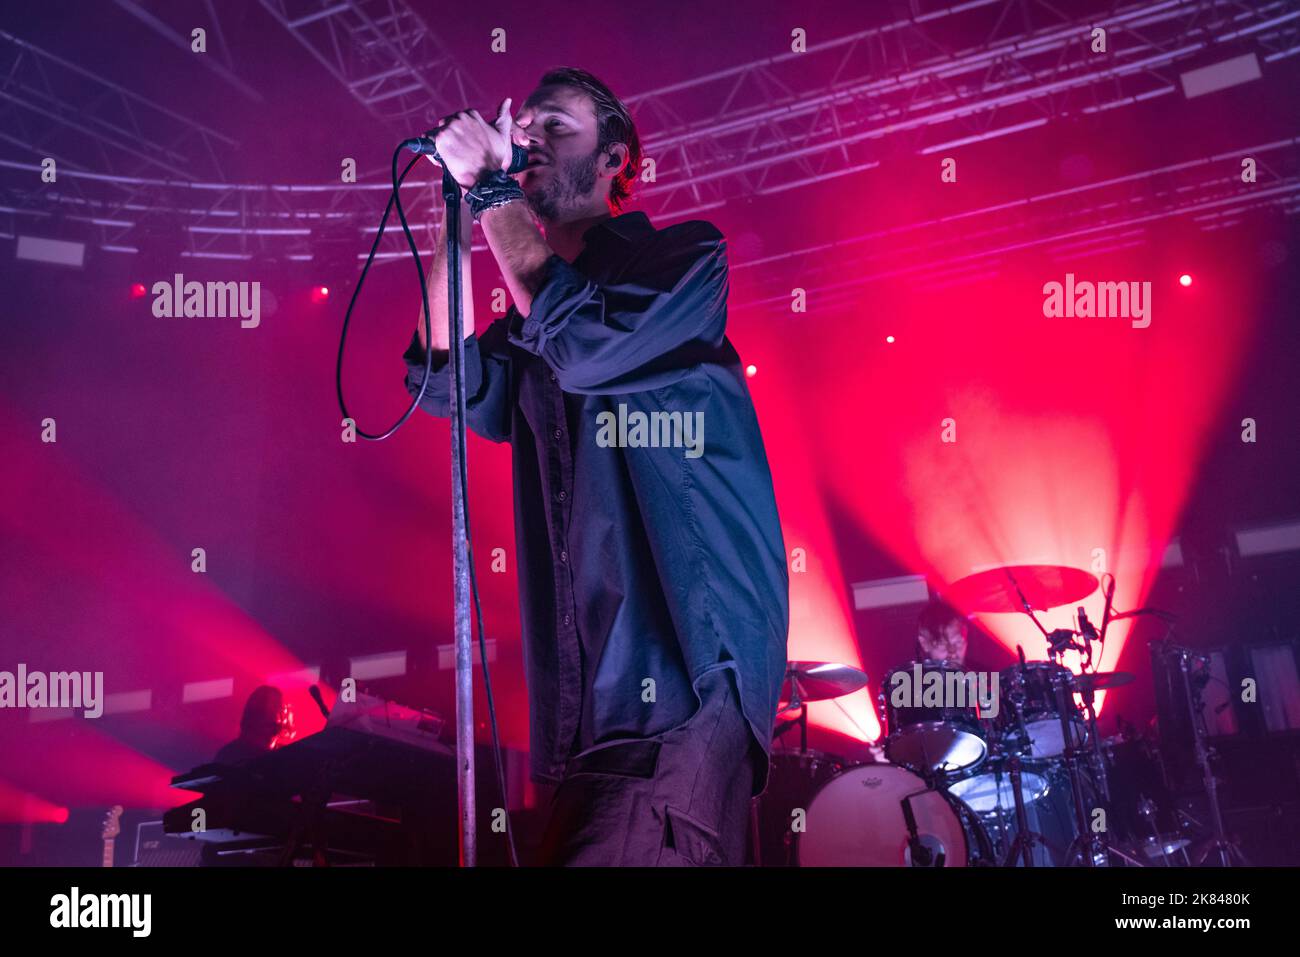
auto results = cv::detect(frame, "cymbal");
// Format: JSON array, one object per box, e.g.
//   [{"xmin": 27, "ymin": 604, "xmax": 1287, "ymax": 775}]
[
  {"xmin": 946, "ymin": 564, "xmax": 1099, "ymax": 613},
  {"xmin": 780, "ymin": 661, "xmax": 869, "ymax": 703},
  {"xmin": 1072, "ymin": 670, "xmax": 1135, "ymax": 692}
]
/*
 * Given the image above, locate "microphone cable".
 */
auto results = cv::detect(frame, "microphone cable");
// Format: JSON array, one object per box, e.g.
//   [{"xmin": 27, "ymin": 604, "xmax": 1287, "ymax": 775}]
[{"xmin": 336, "ymin": 140, "xmax": 520, "ymax": 867}]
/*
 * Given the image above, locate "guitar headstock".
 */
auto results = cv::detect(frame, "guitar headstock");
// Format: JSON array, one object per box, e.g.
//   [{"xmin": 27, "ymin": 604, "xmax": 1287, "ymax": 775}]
[{"xmin": 100, "ymin": 805, "xmax": 123, "ymax": 841}]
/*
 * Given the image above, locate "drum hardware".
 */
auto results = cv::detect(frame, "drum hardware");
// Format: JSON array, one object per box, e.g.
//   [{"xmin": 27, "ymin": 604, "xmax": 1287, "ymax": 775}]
[
  {"xmin": 774, "ymin": 660, "xmax": 870, "ymax": 754},
  {"xmin": 993, "ymin": 655, "xmax": 1048, "ymax": 866},
  {"xmin": 1052, "ymin": 662, "xmax": 1110, "ymax": 867},
  {"xmin": 1135, "ymin": 798, "xmax": 1192, "ymax": 866},
  {"xmin": 1160, "ymin": 641, "xmax": 1250, "ymax": 866},
  {"xmin": 755, "ymin": 662, "xmax": 868, "ymax": 866},
  {"xmin": 900, "ymin": 791, "xmax": 940, "ymax": 866},
  {"xmin": 756, "ymin": 577, "xmax": 1245, "ymax": 868},
  {"xmin": 949, "ymin": 566, "xmax": 1150, "ymax": 866},
  {"xmin": 998, "ymin": 750, "xmax": 1043, "ymax": 867},
  {"xmin": 881, "ymin": 659, "xmax": 988, "ymax": 773}
]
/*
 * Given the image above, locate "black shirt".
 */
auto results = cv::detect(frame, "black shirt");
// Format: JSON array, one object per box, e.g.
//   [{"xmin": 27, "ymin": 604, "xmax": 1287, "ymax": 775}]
[
  {"xmin": 213, "ymin": 736, "xmax": 268, "ymax": 766},
  {"xmin": 402, "ymin": 211, "xmax": 789, "ymax": 794}
]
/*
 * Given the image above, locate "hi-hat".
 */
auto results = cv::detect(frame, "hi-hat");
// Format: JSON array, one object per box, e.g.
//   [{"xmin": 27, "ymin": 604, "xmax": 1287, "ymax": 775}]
[{"xmin": 780, "ymin": 661, "xmax": 869, "ymax": 703}]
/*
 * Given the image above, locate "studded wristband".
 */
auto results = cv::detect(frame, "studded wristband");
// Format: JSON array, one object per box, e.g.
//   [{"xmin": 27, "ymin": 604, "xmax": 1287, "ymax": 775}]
[{"xmin": 465, "ymin": 168, "xmax": 525, "ymax": 222}]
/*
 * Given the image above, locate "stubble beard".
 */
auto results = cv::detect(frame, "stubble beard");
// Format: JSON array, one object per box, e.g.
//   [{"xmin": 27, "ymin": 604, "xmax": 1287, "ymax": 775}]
[{"xmin": 525, "ymin": 148, "xmax": 600, "ymax": 223}]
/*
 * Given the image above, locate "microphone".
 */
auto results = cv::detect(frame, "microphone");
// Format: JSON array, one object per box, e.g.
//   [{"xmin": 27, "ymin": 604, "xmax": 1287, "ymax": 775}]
[
  {"xmin": 1100, "ymin": 575, "xmax": 1116, "ymax": 638},
  {"xmin": 402, "ymin": 137, "xmax": 531, "ymax": 175},
  {"xmin": 1078, "ymin": 606, "xmax": 1098, "ymax": 642}
]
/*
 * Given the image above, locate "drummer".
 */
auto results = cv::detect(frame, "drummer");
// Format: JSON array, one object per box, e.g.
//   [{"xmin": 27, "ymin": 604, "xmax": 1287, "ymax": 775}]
[{"xmin": 915, "ymin": 600, "xmax": 971, "ymax": 667}]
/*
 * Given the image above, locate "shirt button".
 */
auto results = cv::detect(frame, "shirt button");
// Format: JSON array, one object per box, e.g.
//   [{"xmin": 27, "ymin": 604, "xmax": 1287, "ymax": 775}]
[
  {"xmin": 558, "ymin": 490, "xmax": 566, "ymax": 502},
  {"xmin": 560, "ymin": 551, "xmax": 568, "ymax": 564},
  {"xmin": 563, "ymin": 614, "xmax": 571, "ymax": 626},
  {"xmin": 549, "ymin": 371, "xmax": 557, "ymax": 382},
  {"xmin": 553, "ymin": 428, "xmax": 563, "ymax": 439}
]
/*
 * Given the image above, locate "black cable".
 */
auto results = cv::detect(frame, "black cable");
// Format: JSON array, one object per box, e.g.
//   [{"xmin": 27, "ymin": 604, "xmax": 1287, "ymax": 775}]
[{"xmin": 336, "ymin": 145, "xmax": 519, "ymax": 866}]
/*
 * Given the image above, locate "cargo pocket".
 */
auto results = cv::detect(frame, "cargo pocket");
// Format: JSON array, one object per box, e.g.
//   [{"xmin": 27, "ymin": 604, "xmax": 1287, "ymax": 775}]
[{"xmin": 659, "ymin": 804, "xmax": 725, "ymax": 866}]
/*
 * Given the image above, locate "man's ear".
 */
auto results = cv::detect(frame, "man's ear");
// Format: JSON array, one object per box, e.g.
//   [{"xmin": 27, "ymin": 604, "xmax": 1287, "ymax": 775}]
[{"xmin": 604, "ymin": 143, "xmax": 630, "ymax": 174}]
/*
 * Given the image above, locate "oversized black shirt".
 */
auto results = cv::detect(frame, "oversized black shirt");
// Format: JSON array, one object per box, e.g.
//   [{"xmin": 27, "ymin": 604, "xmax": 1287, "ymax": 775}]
[{"xmin": 402, "ymin": 210, "xmax": 788, "ymax": 795}]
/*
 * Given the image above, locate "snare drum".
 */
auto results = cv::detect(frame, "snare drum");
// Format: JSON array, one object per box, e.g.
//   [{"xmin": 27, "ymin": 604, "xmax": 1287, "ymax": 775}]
[
  {"xmin": 997, "ymin": 661, "xmax": 1088, "ymax": 758},
  {"xmin": 796, "ymin": 763, "xmax": 992, "ymax": 866},
  {"xmin": 947, "ymin": 763, "xmax": 1051, "ymax": 814},
  {"xmin": 882, "ymin": 659, "xmax": 989, "ymax": 772}
]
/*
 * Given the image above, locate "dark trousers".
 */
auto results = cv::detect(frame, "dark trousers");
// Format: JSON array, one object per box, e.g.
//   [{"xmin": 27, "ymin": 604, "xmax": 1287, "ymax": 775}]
[{"xmin": 534, "ymin": 666, "xmax": 757, "ymax": 866}]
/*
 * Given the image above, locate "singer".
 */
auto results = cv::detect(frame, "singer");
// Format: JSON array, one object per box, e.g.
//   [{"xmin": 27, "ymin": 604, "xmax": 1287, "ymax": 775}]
[{"xmin": 402, "ymin": 67, "xmax": 789, "ymax": 866}]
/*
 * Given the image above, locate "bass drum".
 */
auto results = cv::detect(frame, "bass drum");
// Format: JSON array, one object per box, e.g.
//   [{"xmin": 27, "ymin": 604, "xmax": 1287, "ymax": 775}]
[
  {"xmin": 796, "ymin": 764, "xmax": 992, "ymax": 867},
  {"xmin": 752, "ymin": 749, "xmax": 846, "ymax": 867}
]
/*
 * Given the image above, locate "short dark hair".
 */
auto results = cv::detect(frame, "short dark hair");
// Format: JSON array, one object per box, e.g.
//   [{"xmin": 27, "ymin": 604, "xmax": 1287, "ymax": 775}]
[
  {"xmin": 537, "ymin": 66, "xmax": 640, "ymax": 212},
  {"xmin": 917, "ymin": 600, "xmax": 967, "ymax": 641}
]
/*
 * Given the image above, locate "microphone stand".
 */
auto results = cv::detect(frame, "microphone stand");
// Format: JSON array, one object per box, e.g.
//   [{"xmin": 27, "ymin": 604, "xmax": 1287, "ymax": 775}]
[{"xmin": 442, "ymin": 168, "xmax": 476, "ymax": 867}]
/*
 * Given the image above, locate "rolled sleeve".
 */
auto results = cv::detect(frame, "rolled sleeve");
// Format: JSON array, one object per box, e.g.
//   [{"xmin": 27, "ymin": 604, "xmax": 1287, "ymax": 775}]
[{"xmin": 506, "ymin": 223, "xmax": 728, "ymax": 393}]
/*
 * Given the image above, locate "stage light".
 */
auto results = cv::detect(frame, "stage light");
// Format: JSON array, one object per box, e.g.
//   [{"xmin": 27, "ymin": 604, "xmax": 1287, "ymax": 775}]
[
  {"xmin": 1179, "ymin": 274, "xmax": 1193, "ymax": 287},
  {"xmin": 129, "ymin": 282, "xmax": 147, "ymax": 299},
  {"xmin": 886, "ymin": 335, "xmax": 896, "ymax": 343},
  {"xmin": 311, "ymin": 285, "xmax": 330, "ymax": 303},
  {"xmin": 746, "ymin": 364, "xmax": 757, "ymax": 377}
]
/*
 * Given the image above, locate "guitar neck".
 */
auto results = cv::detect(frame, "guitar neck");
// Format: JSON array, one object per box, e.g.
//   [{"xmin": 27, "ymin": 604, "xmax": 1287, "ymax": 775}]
[{"xmin": 102, "ymin": 838, "xmax": 114, "ymax": 868}]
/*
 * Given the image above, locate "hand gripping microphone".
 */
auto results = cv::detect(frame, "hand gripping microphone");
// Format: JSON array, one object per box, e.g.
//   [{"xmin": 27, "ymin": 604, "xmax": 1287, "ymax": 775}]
[{"xmin": 402, "ymin": 135, "xmax": 531, "ymax": 175}]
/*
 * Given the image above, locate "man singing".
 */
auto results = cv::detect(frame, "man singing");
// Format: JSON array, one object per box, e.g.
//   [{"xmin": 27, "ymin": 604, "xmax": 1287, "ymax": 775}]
[{"xmin": 402, "ymin": 67, "xmax": 788, "ymax": 865}]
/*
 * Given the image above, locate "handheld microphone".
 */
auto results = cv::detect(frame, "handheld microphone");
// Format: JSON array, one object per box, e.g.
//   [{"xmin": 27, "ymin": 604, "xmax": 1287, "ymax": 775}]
[{"xmin": 402, "ymin": 137, "xmax": 531, "ymax": 175}]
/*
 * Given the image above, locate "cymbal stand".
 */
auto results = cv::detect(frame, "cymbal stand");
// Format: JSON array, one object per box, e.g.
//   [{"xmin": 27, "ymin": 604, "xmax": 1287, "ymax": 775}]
[
  {"xmin": 1054, "ymin": 668, "xmax": 1107, "ymax": 867},
  {"xmin": 999, "ymin": 666, "xmax": 1047, "ymax": 867},
  {"xmin": 1171, "ymin": 645, "xmax": 1249, "ymax": 866}
]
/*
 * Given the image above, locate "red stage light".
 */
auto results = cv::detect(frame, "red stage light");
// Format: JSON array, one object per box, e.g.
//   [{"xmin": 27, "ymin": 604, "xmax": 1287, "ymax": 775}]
[
  {"xmin": 745, "ymin": 364, "xmax": 757, "ymax": 377},
  {"xmin": 1179, "ymin": 273, "xmax": 1193, "ymax": 287},
  {"xmin": 311, "ymin": 285, "xmax": 330, "ymax": 303},
  {"xmin": 129, "ymin": 282, "xmax": 147, "ymax": 299},
  {"xmin": 886, "ymin": 335, "xmax": 896, "ymax": 343}
]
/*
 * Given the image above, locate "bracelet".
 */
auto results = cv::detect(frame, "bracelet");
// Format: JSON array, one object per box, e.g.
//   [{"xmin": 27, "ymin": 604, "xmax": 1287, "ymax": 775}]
[{"xmin": 466, "ymin": 168, "xmax": 525, "ymax": 222}]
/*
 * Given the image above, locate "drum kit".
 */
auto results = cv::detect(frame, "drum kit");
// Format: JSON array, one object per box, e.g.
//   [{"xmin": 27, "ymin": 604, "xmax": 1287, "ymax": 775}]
[{"xmin": 753, "ymin": 564, "xmax": 1213, "ymax": 867}]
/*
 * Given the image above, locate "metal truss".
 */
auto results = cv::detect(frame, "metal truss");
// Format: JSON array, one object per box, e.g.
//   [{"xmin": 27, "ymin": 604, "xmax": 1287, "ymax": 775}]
[
  {"xmin": 1, "ymin": 0, "xmax": 1297, "ymax": 275},
  {"xmin": 728, "ymin": 136, "xmax": 1300, "ymax": 314},
  {"xmin": 0, "ymin": 29, "xmax": 236, "ymax": 181},
  {"xmin": 626, "ymin": 0, "xmax": 1300, "ymax": 219},
  {"xmin": 113, "ymin": 0, "xmax": 265, "ymax": 102},
  {"xmin": 256, "ymin": 0, "xmax": 485, "ymax": 128}
]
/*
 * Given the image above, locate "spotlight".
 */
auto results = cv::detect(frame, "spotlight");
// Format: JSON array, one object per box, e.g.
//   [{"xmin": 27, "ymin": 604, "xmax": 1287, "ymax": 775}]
[
  {"xmin": 745, "ymin": 364, "xmax": 757, "ymax": 377},
  {"xmin": 310, "ymin": 284, "xmax": 331, "ymax": 303},
  {"xmin": 886, "ymin": 335, "xmax": 895, "ymax": 343},
  {"xmin": 1179, "ymin": 274, "xmax": 1193, "ymax": 287},
  {"xmin": 129, "ymin": 282, "xmax": 147, "ymax": 299}
]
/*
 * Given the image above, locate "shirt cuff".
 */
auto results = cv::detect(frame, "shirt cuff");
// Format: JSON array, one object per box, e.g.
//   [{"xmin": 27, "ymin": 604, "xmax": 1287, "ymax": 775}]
[{"xmin": 402, "ymin": 329, "xmax": 481, "ymax": 401}]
